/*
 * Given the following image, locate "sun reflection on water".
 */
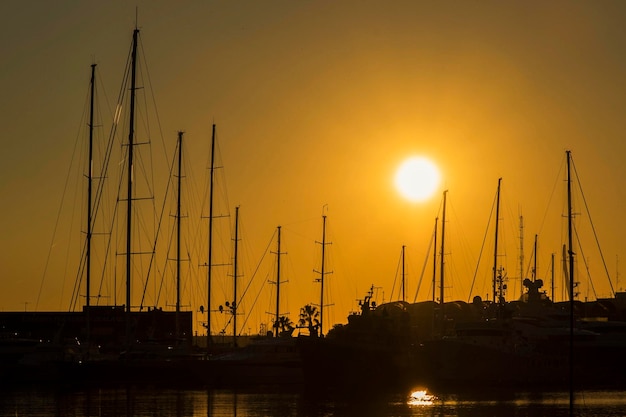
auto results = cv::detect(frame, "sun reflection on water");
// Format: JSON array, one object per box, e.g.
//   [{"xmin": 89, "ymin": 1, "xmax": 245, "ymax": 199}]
[{"xmin": 408, "ymin": 389, "xmax": 435, "ymax": 406}]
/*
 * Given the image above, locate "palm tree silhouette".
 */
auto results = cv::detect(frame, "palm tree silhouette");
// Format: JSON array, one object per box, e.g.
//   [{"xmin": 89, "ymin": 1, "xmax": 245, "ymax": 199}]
[
  {"xmin": 298, "ymin": 304, "xmax": 320, "ymax": 337},
  {"xmin": 273, "ymin": 315, "xmax": 295, "ymax": 337}
]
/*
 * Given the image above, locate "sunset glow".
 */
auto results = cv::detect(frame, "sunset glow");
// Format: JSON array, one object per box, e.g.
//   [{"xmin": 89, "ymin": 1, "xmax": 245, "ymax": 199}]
[
  {"xmin": 1, "ymin": 2, "xmax": 624, "ymax": 340},
  {"xmin": 394, "ymin": 157, "xmax": 441, "ymax": 202}
]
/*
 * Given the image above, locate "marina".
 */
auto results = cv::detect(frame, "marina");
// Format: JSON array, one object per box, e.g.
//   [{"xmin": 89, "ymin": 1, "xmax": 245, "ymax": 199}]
[
  {"xmin": 3, "ymin": 3, "xmax": 626, "ymax": 416},
  {"xmin": 2, "ymin": 21, "xmax": 626, "ymax": 395}
]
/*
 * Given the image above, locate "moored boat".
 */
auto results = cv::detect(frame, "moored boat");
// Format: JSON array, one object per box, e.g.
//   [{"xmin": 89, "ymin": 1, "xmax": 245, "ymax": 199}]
[{"xmin": 420, "ymin": 279, "xmax": 626, "ymax": 391}]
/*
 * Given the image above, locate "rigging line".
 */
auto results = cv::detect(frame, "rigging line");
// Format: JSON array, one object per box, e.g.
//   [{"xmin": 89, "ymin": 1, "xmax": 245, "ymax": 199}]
[
  {"xmin": 96, "ymin": 59, "xmax": 115, "ymax": 134},
  {"xmin": 68, "ymin": 80, "xmax": 97, "ymax": 311},
  {"xmin": 235, "ymin": 230, "xmax": 277, "ymax": 336},
  {"xmin": 178, "ymin": 168, "xmax": 204, "ymax": 307},
  {"xmin": 574, "ymin": 225, "xmax": 598, "ymax": 299},
  {"xmin": 391, "ymin": 248, "xmax": 401, "ymax": 301},
  {"xmin": 448, "ymin": 198, "xmax": 479, "ymax": 298},
  {"xmin": 92, "ymin": 77, "xmax": 115, "ymax": 226},
  {"xmin": 525, "ymin": 239, "xmax": 537, "ymax": 280},
  {"xmin": 238, "ymin": 270, "xmax": 271, "ymax": 336},
  {"xmin": 415, "ymin": 197, "xmax": 444, "ymax": 303},
  {"xmin": 215, "ymin": 149, "xmax": 232, "ymax": 215},
  {"xmin": 468, "ymin": 191, "xmax": 496, "ymax": 303},
  {"xmin": 89, "ymin": 48, "xmax": 133, "ymax": 306},
  {"xmin": 157, "ymin": 141, "xmax": 188, "ymax": 307},
  {"xmin": 537, "ymin": 154, "xmax": 566, "ymax": 237},
  {"xmin": 571, "ymin": 159, "xmax": 615, "ymax": 297},
  {"xmin": 70, "ymin": 241, "xmax": 86, "ymax": 310},
  {"xmin": 68, "ymin": 100, "xmax": 92, "ymax": 310},
  {"xmin": 133, "ymin": 42, "xmax": 164, "ymax": 301},
  {"xmin": 183, "ymin": 146, "xmax": 205, "ymax": 236},
  {"xmin": 70, "ymin": 70, "xmax": 114, "ymax": 311},
  {"xmin": 221, "ymin": 313, "xmax": 234, "ymax": 336},
  {"xmin": 281, "ymin": 223, "xmax": 318, "ymax": 243},
  {"xmin": 96, "ymin": 142, "xmax": 127, "ymax": 307},
  {"xmin": 413, "ymin": 227, "xmax": 434, "ymax": 303},
  {"xmin": 138, "ymin": 34, "xmax": 170, "ymax": 165},
  {"xmin": 38, "ymin": 75, "xmax": 96, "ymax": 311},
  {"xmin": 132, "ymin": 149, "xmax": 159, "ymax": 221},
  {"xmin": 156, "ymin": 201, "xmax": 177, "ymax": 307},
  {"xmin": 155, "ymin": 139, "xmax": 181, "ymax": 305},
  {"xmin": 200, "ymin": 129, "xmax": 226, "ymax": 214},
  {"xmin": 500, "ymin": 191, "xmax": 518, "ymax": 263},
  {"xmin": 61, "ymin": 140, "xmax": 82, "ymax": 311},
  {"xmin": 139, "ymin": 136, "xmax": 177, "ymax": 310},
  {"xmin": 89, "ymin": 62, "xmax": 128, "ymax": 244},
  {"xmin": 238, "ymin": 229, "xmax": 276, "ymax": 309},
  {"xmin": 282, "ymin": 215, "xmax": 323, "ymax": 229},
  {"xmin": 70, "ymin": 218, "xmax": 93, "ymax": 310}
]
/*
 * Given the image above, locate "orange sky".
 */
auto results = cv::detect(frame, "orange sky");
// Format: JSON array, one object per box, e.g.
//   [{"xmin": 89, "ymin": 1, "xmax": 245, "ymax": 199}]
[{"xmin": 2, "ymin": 1, "xmax": 626, "ymax": 336}]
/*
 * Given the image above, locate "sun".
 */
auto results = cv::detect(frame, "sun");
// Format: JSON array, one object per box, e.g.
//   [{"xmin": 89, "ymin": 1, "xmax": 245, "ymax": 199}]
[{"xmin": 394, "ymin": 156, "xmax": 441, "ymax": 202}]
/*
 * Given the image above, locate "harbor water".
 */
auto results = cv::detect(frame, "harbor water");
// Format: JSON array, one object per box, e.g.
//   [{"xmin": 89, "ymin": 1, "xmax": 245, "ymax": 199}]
[{"xmin": 1, "ymin": 385, "xmax": 624, "ymax": 416}]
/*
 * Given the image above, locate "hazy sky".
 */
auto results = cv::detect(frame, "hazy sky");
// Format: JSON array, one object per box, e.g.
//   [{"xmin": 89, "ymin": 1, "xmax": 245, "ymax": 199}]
[{"xmin": 2, "ymin": 1, "xmax": 626, "ymax": 335}]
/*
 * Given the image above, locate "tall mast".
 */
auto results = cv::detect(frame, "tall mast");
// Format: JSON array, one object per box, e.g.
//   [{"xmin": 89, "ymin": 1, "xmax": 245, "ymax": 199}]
[
  {"xmin": 566, "ymin": 150, "xmax": 575, "ymax": 297},
  {"xmin": 533, "ymin": 234, "xmax": 538, "ymax": 281},
  {"xmin": 207, "ymin": 123, "xmax": 216, "ymax": 351},
  {"xmin": 175, "ymin": 131, "xmax": 184, "ymax": 342},
  {"xmin": 401, "ymin": 245, "xmax": 406, "ymax": 302},
  {"xmin": 176, "ymin": 131, "xmax": 183, "ymax": 313},
  {"xmin": 551, "ymin": 252, "xmax": 555, "ymax": 301},
  {"xmin": 315, "ymin": 214, "xmax": 331, "ymax": 337},
  {"xmin": 519, "ymin": 214, "xmax": 524, "ymax": 294},
  {"xmin": 562, "ymin": 244, "xmax": 569, "ymax": 302},
  {"xmin": 439, "ymin": 190, "xmax": 447, "ymax": 336},
  {"xmin": 86, "ymin": 63, "xmax": 96, "ymax": 308},
  {"xmin": 126, "ymin": 28, "xmax": 139, "ymax": 313},
  {"xmin": 492, "ymin": 178, "xmax": 501, "ymax": 304},
  {"xmin": 319, "ymin": 215, "xmax": 327, "ymax": 337},
  {"xmin": 232, "ymin": 205, "xmax": 240, "ymax": 347},
  {"xmin": 432, "ymin": 217, "xmax": 438, "ymax": 303},
  {"xmin": 566, "ymin": 150, "xmax": 575, "ymax": 412},
  {"xmin": 274, "ymin": 226, "xmax": 282, "ymax": 337}
]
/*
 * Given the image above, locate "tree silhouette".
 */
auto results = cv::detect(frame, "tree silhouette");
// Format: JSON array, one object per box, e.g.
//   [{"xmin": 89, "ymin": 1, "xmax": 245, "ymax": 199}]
[
  {"xmin": 298, "ymin": 304, "xmax": 320, "ymax": 337},
  {"xmin": 273, "ymin": 315, "xmax": 295, "ymax": 337}
]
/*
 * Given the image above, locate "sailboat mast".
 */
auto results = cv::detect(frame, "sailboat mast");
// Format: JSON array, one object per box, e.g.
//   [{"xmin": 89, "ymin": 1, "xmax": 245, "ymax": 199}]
[
  {"xmin": 401, "ymin": 245, "xmax": 406, "ymax": 302},
  {"xmin": 207, "ymin": 124, "xmax": 216, "ymax": 351},
  {"xmin": 562, "ymin": 244, "xmax": 569, "ymax": 302},
  {"xmin": 86, "ymin": 63, "xmax": 96, "ymax": 308},
  {"xmin": 233, "ymin": 205, "xmax": 240, "ymax": 347},
  {"xmin": 492, "ymin": 178, "xmax": 501, "ymax": 304},
  {"xmin": 274, "ymin": 226, "xmax": 282, "ymax": 337},
  {"xmin": 533, "ymin": 234, "xmax": 538, "ymax": 281},
  {"xmin": 566, "ymin": 150, "xmax": 575, "ymax": 411},
  {"xmin": 174, "ymin": 131, "xmax": 184, "ymax": 342},
  {"xmin": 176, "ymin": 131, "xmax": 183, "ymax": 313},
  {"xmin": 566, "ymin": 150, "xmax": 575, "ymax": 299},
  {"xmin": 126, "ymin": 28, "xmax": 139, "ymax": 313},
  {"xmin": 519, "ymin": 214, "xmax": 524, "ymax": 294},
  {"xmin": 551, "ymin": 252, "xmax": 555, "ymax": 301},
  {"xmin": 439, "ymin": 190, "xmax": 447, "ymax": 335},
  {"xmin": 432, "ymin": 217, "xmax": 438, "ymax": 303},
  {"xmin": 319, "ymin": 215, "xmax": 327, "ymax": 337}
]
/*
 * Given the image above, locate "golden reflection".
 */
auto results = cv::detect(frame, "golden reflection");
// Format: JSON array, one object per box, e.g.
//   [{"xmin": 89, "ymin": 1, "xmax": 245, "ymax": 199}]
[{"xmin": 408, "ymin": 389, "xmax": 435, "ymax": 406}]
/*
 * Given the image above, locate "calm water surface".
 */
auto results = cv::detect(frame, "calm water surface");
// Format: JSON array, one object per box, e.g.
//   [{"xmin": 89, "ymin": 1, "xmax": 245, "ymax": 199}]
[{"xmin": 0, "ymin": 385, "xmax": 624, "ymax": 416}]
